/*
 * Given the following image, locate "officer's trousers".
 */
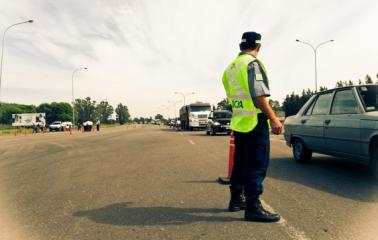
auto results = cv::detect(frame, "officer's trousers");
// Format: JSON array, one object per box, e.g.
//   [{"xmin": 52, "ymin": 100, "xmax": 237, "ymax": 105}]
[{"xmin": 230, "ymin": 114, "xmax": 270, "ymax": 199}]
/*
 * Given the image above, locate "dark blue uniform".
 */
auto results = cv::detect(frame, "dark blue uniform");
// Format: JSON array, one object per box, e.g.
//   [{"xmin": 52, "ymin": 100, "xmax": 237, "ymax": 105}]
[{"xmin": 230, "ymin": 53, "xmax": 270, "ymax": 199}]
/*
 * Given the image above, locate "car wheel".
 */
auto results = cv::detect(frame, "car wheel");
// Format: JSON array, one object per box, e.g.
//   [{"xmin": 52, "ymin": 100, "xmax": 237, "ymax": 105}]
[
  {"xmin": 292, "ymin": 139, "xmax": 312, "ymax": 163},
  {"xmin": 370, "ymin": 145, "xmax": 378, "ymax": 181}
]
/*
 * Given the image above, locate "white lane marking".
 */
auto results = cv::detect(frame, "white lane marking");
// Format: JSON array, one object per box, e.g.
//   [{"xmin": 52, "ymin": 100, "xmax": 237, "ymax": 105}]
[
  {"xmin": 187, "ymin": 139, "xmax": 195, "ymax": 145},
  {"xmin": 261, "ymin": 200, "xmax": 310, "ymax": 240}
]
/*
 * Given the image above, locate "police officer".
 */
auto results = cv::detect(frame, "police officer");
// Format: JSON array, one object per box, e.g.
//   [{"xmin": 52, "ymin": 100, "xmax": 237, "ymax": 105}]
[{"xmin": 222, "ymin": 31, "xmax": 283, "ymax": 222}]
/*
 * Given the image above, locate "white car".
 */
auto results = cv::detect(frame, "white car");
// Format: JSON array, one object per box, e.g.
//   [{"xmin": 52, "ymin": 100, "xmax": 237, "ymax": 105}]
[{"xmin": 49, "ymin": 121, "xmax": 62, "ymax": 131}]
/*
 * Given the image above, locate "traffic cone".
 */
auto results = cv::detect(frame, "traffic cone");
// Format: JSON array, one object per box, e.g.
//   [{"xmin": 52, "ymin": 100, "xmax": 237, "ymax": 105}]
[{"xmin": 218, "ymin": 131, "xmax": 235, "ymax": 185}]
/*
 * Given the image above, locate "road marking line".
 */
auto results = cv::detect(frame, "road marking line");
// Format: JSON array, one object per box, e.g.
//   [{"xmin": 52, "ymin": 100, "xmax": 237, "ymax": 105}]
[
  {"xmin": 261, "ymin": 200, "xmax": 310, "ymax": 240},
  {"xmin": 179, "ymin": 132, "xmax": 183, "ymax": 136},
  {"xmin": 188, "ymin": 139, "xmax": 195, "ymax": 145}
]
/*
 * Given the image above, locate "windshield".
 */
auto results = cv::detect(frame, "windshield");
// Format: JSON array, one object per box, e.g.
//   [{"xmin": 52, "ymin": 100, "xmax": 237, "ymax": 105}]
[
  {"xmin": 190, "ymin": 106, "xmax": 211, "ymax": 112},
  {"xmin": 358, "ymin": 85, "xmax": 378, "ymax": 112},
  {"xmin": 214, "ymin": 112, "xmax": 232, "ymax": 119}
]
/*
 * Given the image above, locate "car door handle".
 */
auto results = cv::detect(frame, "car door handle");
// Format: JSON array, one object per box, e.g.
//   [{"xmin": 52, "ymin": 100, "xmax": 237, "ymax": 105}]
[
  {"xmin": 324, "ymin": 119, "xmax": 331, "ymax": 125},
  {"xmin": 301, "ymin": 119, "xmax": 307, "ymax": 124}
]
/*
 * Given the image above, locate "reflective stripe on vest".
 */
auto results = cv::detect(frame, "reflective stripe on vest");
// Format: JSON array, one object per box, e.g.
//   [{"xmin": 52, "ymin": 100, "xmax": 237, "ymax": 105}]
[{"xmin": 233, "ymin": 109, "xmax": 257, "ymax": 116}]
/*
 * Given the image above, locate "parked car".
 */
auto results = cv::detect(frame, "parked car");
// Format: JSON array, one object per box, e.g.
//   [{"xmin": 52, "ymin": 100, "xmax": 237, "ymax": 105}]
[
  {"xmin": 206, "ymin": 110, "xmax": 232, "ymax": 135},
  {"xmin": 82, "ymin": 121, "xmax": 93, "ymax": 132},
  {"xmin": 284, "ymin": 85, "xmax": 378, "ymax": 178},
  {"xmin": 49, "ymin": 121, "xmax": 63, "ymax": 132}
]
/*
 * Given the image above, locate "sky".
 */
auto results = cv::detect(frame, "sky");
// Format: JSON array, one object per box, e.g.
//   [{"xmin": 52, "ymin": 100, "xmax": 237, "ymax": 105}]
[{"xmin": 0, "ymin": 0, "xmax": 378, "ymax": 117}]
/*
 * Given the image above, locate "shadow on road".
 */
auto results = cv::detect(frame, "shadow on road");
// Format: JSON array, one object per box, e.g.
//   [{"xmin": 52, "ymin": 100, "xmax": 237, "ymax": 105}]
[
  {"xmin": 269, "ymin": 156, "xmax": 378, "ymax": 202},
  {"xmin": 73, "ymin": 202, "xmax": 237, "ymax": 225},
  {"xmin": 183, "ymin": 180, "xmax": 219, "ymax": 184}
]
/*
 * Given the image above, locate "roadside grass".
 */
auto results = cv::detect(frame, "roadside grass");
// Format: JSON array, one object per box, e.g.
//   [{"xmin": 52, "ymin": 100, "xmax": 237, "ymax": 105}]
[
  {"xmin": 0, "ymin": 125, "xmax": 34, "ymax": 136},
  {"xmin": 101, "ymin": 123, "xmax": 121, "ymax": 128}
]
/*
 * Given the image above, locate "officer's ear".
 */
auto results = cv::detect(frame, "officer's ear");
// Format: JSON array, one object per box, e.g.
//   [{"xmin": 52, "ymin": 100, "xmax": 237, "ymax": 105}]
[{"xmin": 255, "ymin": 43, "xmax": 261, "ymax": 52}]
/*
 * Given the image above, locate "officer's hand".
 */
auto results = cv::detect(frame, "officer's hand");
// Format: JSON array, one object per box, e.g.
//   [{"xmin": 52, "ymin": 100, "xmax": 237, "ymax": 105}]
[{"xmin": 270, "ymin": 118, "xmax": 283, "ymax": 135}]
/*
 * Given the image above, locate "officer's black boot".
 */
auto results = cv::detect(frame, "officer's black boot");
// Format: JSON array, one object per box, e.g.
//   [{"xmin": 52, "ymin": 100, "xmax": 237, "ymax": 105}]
[
  {"xmin": 228, "ymin": 187, "xmax": 245, "ymax": 212},
  {"xmin": 244, "ymin": 197, "xmax": 280, "ymax": 222}
]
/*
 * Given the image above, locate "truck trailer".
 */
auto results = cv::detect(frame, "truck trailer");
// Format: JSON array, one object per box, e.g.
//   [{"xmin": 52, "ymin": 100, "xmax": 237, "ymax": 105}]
[
  {"xmin": 179, "ymin": 102, "xmax": 211, "ymax": 130},
  {"xmin": 12, "ymin": 113, "xmax": 46, "ymax": 128}
]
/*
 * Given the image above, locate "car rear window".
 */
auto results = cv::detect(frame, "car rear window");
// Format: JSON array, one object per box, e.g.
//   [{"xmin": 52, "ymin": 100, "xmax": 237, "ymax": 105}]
[
  {"xmin": 358, "ymin": 85, "xmax": 378, "ymax": 112},
  {"xmin": 311, "ymin": 92, "xmax": 333, "ymax": 115}
]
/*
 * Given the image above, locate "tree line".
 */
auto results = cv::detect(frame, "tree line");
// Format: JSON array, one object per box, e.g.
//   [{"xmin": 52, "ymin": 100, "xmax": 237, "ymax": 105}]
[{"xmin": 0, "ymin": 97, "xmax": 131, "ymax": 125}]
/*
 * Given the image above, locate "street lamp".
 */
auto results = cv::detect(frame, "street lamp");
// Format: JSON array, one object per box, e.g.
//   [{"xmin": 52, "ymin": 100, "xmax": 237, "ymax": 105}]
[
  {"xmin": 168, "ymin": 100, "xmax": 182, "ymax": 119},
  {"xmin": 174, "ymin": 91, "xmax": 195, "ymax": 106},
  {"xmin": 296, "ymin": 39, "xmax": 334, "ymax": 92},
  {"xmin": 72, "ymin": 67, "xmax": 87, "ymax": 126},
  {"xmin": 0, "ymin": 20, "xmax": 34, "ymax": 102}
]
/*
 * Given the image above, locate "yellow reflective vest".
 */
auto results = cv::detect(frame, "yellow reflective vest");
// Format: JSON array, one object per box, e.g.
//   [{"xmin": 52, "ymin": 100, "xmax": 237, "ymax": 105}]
[{"xmin": 222, "ymin": 53, "xmax": 268, "ymax": 133}]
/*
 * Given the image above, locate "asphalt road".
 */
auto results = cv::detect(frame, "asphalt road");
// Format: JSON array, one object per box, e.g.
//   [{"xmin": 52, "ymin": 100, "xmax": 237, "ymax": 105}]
[{"xmin": 1, "ymin": 126, "xmax": 378, "ymax": 240}]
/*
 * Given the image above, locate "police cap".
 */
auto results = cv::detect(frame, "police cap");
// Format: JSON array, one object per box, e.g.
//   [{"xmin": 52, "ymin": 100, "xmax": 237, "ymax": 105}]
[{"xmin": 240, "ymin": 32, "xmax": 261, "ymax": 45}]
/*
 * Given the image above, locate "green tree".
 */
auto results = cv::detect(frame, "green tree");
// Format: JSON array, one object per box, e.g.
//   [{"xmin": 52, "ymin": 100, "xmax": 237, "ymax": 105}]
[
  {"xmin": 282, "ymin": 89, "xmax": 314, "ymax": 117},
  {"xmin": 95, "ymin": 100, "xmax": 113, "ymax": 123},
  {"xmin": 115, "ymin": 103, "xmax": 130, "ymax": 125},
  {"xmin": 155, "ymin": 114, "xmax": 164, "ymax": 120},
  {"xmin": 336, "ymin": 80, "xmax": 344, "ymax": 87},
  {"xmin": 319, "ymin": 86, "xmax": 328, "ymax": 91},
  {"xmin": 37, "ymin": 102, "xmax": 72, "ymax": 124},
  {"xmin": 74, "ymin": 97, "xmax": 97, "ymax": 124},
  {"xmin": 365, "ymin": 74, "xmax": 373, "ymax": 84},
  {"xmin": 269, "ymin": 99, "xmax": 282, "ymax": 112}
]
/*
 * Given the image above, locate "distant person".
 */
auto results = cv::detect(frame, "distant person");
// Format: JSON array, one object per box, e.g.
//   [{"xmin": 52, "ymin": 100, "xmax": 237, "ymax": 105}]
[
  {"xmin": 96, "ymin": 119, "xmax": 100, "ymax": 131},
  {"xmin": 222, "ymin": 31, "xmax": 283, "ymax": 222}
]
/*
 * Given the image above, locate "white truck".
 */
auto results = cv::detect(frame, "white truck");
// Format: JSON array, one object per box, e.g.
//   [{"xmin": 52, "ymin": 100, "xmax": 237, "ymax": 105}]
[
  {"xmin": 179, "ymin": 102, "xmax": 211, "ymax": 130},
  {"xmin": 12, "ymin": 113, "xmax": 46, "ymax": 128}
]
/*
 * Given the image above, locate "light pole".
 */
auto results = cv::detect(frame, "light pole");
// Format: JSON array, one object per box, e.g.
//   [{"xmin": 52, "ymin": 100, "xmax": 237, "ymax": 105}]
[
  {"xmin": 0, "ymin": 20, "xmax": 33, "ymax": 102},
  {"xmin": 168, "ymin": 100, "xmax": 182, "ymax": 119},
  {"xmin": 72, "ymin": 67, "xmax": 87, "ymax": 126},
  {"xmin": 174, "ymin": 91, "xmax": 195, "ymax": 106},
  {"xmin": 296, "ymin": 39, "xmax": 334, "ymax": 92}
]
